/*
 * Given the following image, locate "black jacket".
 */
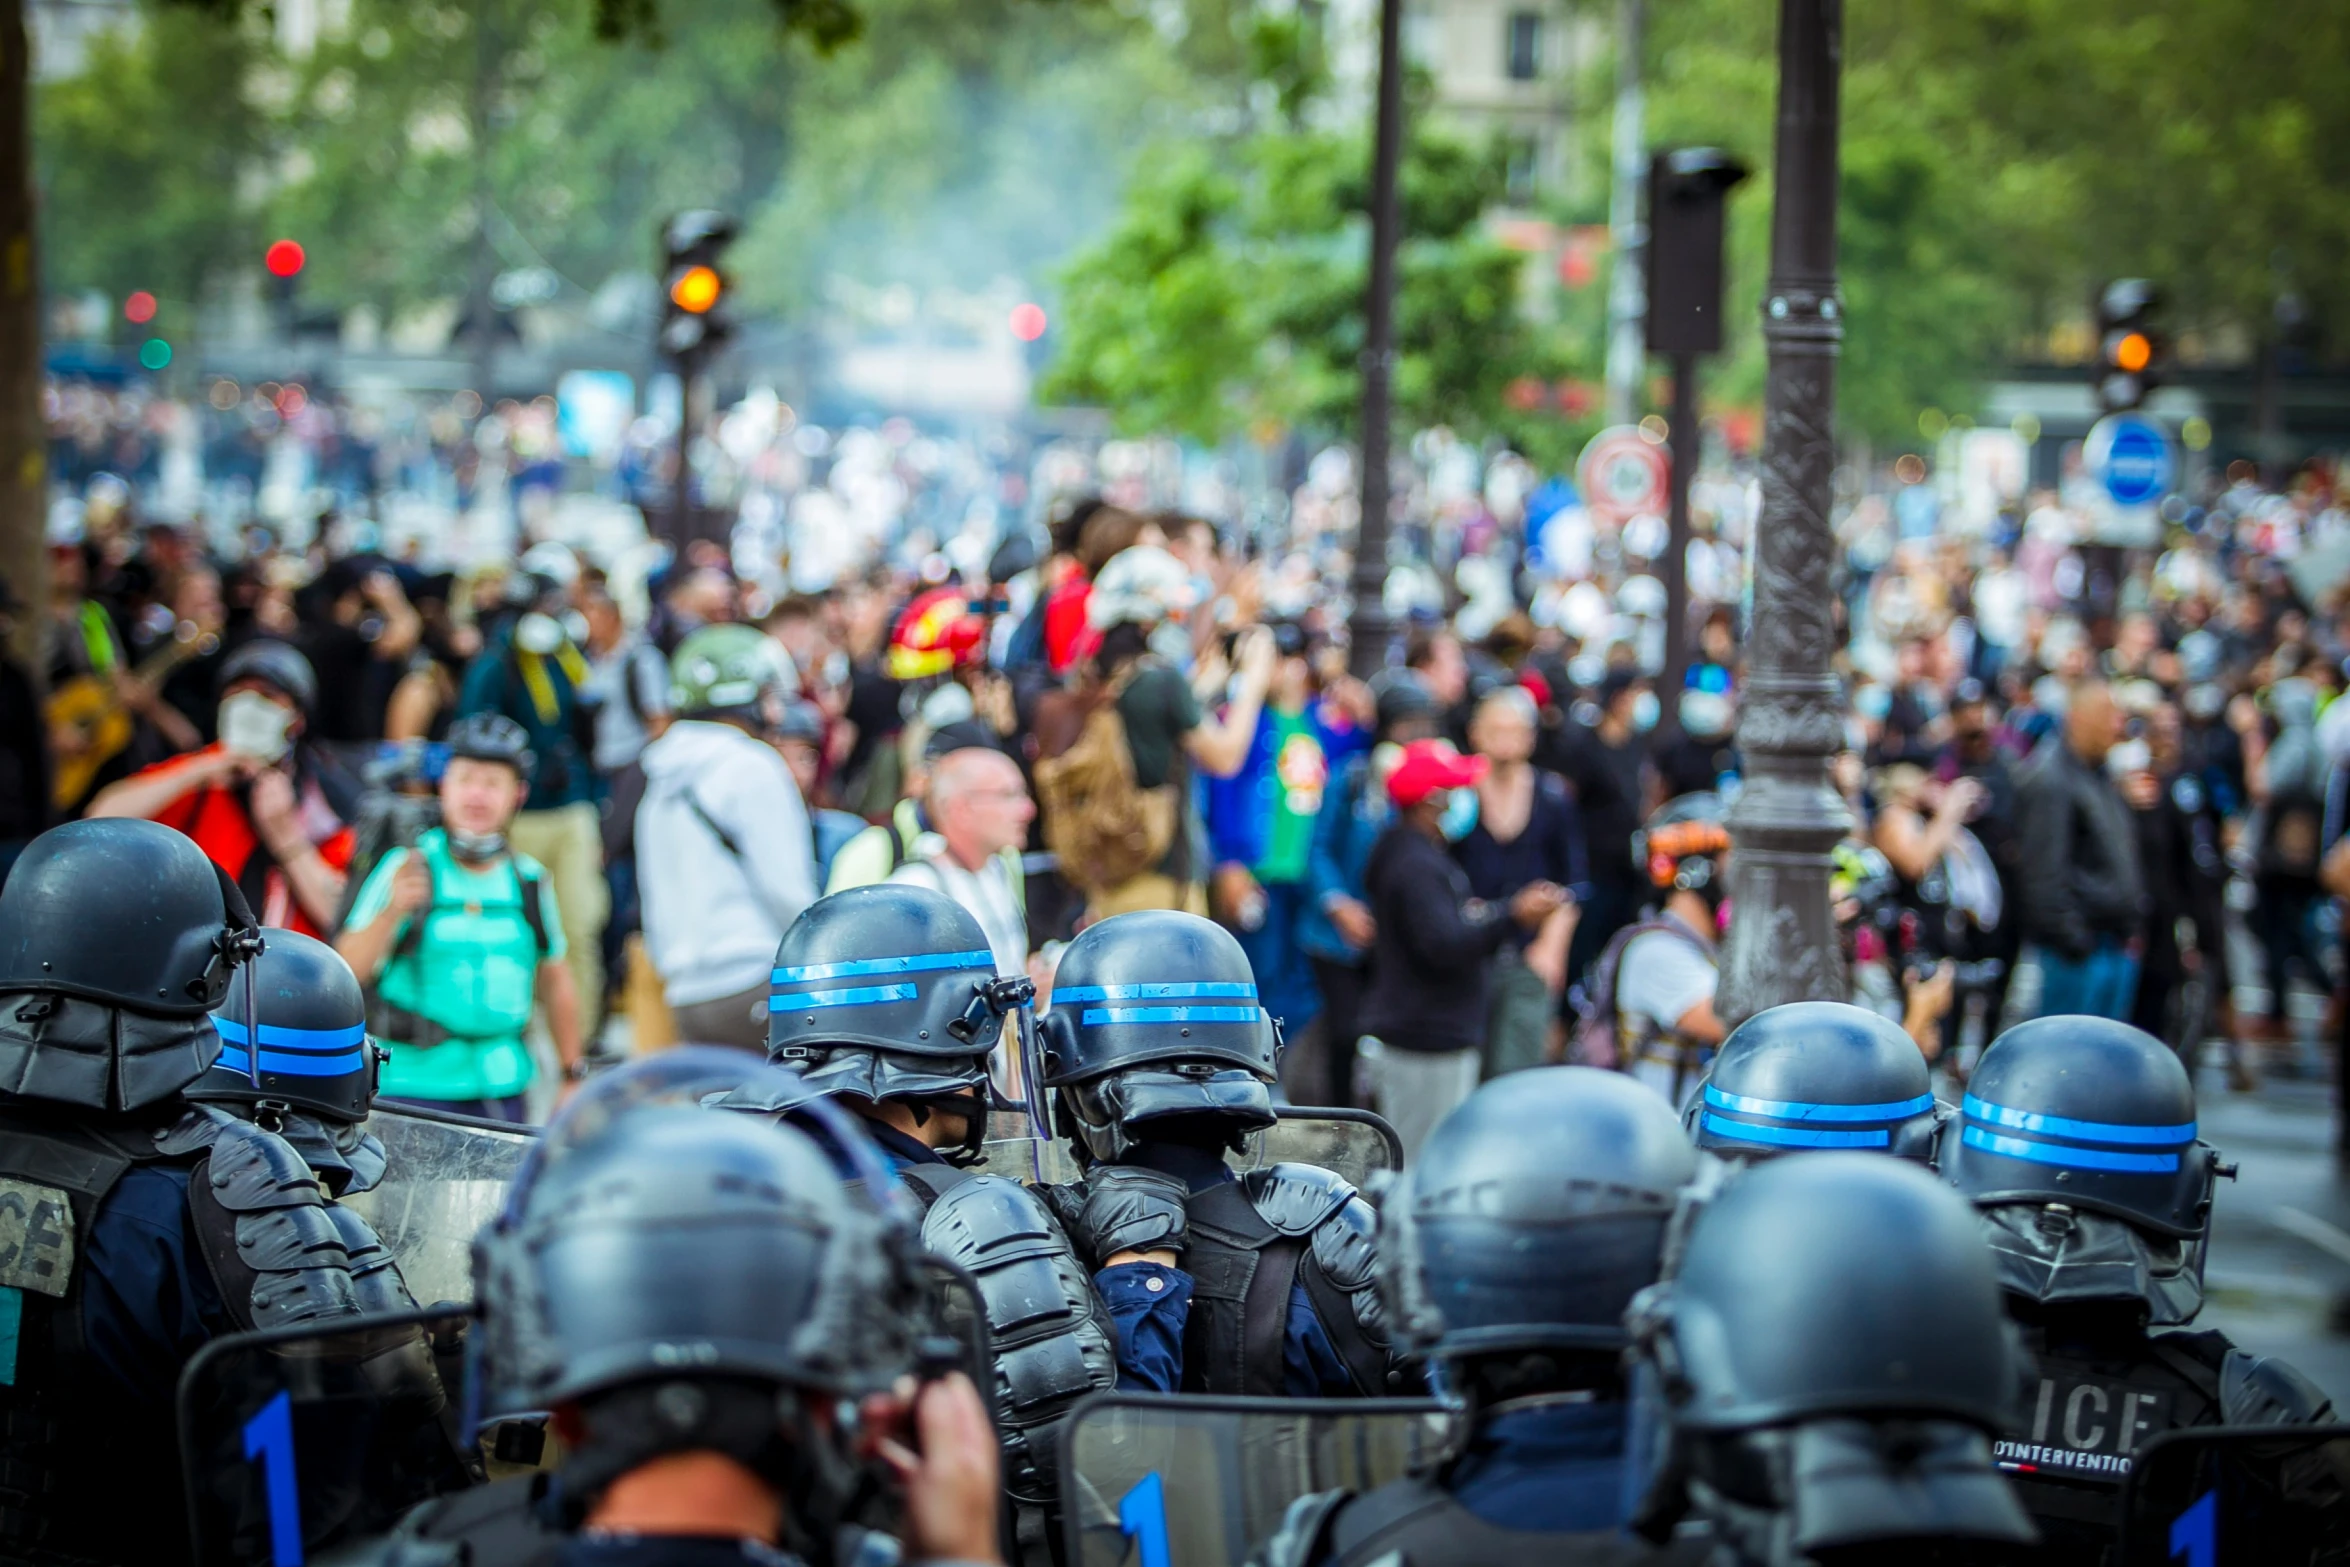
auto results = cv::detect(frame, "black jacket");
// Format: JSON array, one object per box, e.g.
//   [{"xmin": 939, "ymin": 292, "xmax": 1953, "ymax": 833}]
[
  {"xmin": 2014, "ymin": 737, "xmax": 2147, "ymax": 957},
  {"xmin": 1358, "ymin": 821, "xmax": 1516, "ymax": 1054}
]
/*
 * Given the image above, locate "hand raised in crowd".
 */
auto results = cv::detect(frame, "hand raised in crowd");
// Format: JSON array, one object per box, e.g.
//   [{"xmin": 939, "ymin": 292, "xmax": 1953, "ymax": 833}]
[
  {"xmin": 1508, "ymin": 880, "xmax": 1567, "ymax": 928},
  {"xmin": 1232, "ymin": 623, "xmax": 1278, "ymax": 688},
  {"xmin": 859, "ymin": 1373, "xmax": 1005, "ymax": 1567},
  {"xmin": 1935, "ymin": 775, "xmax": 1987, "ymax": 824},
  {"xmin": 387, "ymin": 854, "xmax": 434, "ymax": 918},
  {"xmin": 1326, "ymin": 894, "xmax": 1377, "ymax": 950}
]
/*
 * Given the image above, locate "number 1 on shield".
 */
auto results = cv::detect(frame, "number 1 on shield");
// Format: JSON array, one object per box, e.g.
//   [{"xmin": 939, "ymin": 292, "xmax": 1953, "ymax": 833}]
[
  {"xmin": 243, "ymin": 1388, "xmax": 304, "ymax": 1567},
  {"xmin": 1117, "ymin": 1470, "xmax": 1171, "ymax": 1567},
  {"xmin": 2169, "ymin": 1489, "xmax": 2215, "ymax": 1567}
]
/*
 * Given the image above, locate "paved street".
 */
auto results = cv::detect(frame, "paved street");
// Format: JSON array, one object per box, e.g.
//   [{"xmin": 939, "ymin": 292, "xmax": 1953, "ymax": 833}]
[{"xmin": 2197, "ymin": 1054, "xmax": 2350, "ymax": 1407}]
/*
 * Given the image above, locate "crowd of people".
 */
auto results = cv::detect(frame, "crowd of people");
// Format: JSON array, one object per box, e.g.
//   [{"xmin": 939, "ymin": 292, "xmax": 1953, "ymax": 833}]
[{"xmin": 14, "ymin": 417, "xmax": 2350, "ymax": 1158}]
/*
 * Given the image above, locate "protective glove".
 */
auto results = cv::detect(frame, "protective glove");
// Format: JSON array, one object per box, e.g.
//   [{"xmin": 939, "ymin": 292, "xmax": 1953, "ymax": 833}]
[{"xmin": 1041, "ymin": 1166, "xmax": 1190, "ymax": 1266}]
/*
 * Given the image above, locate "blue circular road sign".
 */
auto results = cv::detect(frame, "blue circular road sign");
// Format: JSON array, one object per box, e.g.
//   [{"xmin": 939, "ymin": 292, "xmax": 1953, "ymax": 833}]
[{"xmin": 2089, "ymin": 414, "xmax": 2173, "ymax": 507}]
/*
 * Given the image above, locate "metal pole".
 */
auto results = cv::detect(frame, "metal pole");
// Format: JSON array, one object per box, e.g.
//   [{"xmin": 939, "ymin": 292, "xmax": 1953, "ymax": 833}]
[
  {"xmin": 668, "ymin": 342, "xmax": 699, "ymax": 548},
  {"xmin": 1348, "ymin": 0, "xmax": 1406, "ymax": 680},
  {"xmin": 1602, "ymin": 0, "xmax": 1645, "ymax": 425},
  {"xmin": 1660, "ymin": 350, "xmax": 1696, "ymax": 703},
  {"xmin": 1717, "ymin": 0, "xmax": 1851, "ymax": 1020}
]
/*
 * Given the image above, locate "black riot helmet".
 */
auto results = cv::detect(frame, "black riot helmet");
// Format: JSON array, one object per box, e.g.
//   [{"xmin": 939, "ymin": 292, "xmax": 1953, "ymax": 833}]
[
  {"xmin": 0, "ymin": 818, "xmax": 262, "ymax": 1110},
  {"xmin": 1688, "ymin": 1001, "xmax": 1946, "ymax": 1163},
  {"xmin": 1625, "ymin": 1153, "xmax": 2033, "ymax": 1563},
  {"xmin": 1940, "ymin": 1014, "xmax": 2219, "ymax": 1326},
  {"xmin": 442, "ymin": 709, "xmax": 536, "ymax": 782},
  {"xmin": 472, "ymin": 1057, "xmax": 924, "ymax": 1555},
  {"xmin": 1385, "ymin": 1067, "xmax": 1697, "ymax": 1366},
  {"xmin": 764, "ymin": 886, "xmax": 1028, "ymax": 1162},
  {"xmin": 1038, "ymin": 910, "xmax": 1281, "ymax": 1162},
  {"xmin": 188, "ymin": 928, "xmax": 383, "ymax": 1125}
]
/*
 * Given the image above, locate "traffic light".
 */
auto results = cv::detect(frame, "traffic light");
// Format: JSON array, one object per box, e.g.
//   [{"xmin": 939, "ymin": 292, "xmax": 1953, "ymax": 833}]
[
  {"xmin": 659, "ymin": 211, "xmax": 737, "ymax": 359},
  {"xmin": 1645, "ymin": 147, "xmax": 1750, "ymax": 356},
  {"xmin": 2095, "ymin": 278, "xmax": 2163, "ymax": 413}
]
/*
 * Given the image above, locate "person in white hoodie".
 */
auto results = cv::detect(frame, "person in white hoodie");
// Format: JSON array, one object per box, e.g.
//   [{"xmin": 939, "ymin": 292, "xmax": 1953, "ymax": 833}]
[{"xmin": 635, "ymin": 624, "xmax": 817, "ymax": 1049}]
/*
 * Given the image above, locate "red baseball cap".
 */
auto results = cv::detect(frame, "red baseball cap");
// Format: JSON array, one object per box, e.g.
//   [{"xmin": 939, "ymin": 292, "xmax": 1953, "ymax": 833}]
[{"xmin": 1386, "ymin": 739, "xmax": 1488, "ymax": 808}]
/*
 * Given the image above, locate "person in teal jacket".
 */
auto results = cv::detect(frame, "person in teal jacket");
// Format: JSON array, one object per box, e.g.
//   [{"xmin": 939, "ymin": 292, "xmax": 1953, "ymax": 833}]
[{"xmin": 337, "ymin": 713, "xmax": 584, "ymax": 1121}]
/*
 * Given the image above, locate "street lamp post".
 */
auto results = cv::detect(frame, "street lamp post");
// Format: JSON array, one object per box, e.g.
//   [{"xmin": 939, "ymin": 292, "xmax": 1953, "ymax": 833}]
[
  {"xmin": 1348, "ymin": 0, "xmax": 1405, "ymax": 680},
  {"xmin": 1717, "ymin": 0, "xmax": 1850, "ymax": 1020}
]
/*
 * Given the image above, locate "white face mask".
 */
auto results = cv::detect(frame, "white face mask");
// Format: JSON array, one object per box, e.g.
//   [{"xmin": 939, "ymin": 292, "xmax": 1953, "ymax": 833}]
[
  {"xmin": 218, "ymin": 691, "xmax": 294, "ymax": 763},
  {"xmin": 1147, "ymin": 621, "xmax": 1193, "ymax": 668},
  {"xmin": 1630, "ymin": 690, "xmax": 1662, "ymax": 732}
]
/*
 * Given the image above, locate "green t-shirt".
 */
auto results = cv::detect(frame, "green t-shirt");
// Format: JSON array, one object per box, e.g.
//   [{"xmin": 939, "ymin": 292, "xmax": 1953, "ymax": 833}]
[
  {"xmin": 1255, "ymin": 710, "xmax": 1327, "ymax": 885},
  {"xmin": 346, "ymin": 828, "xmax": 566, "ymax": 1102}
]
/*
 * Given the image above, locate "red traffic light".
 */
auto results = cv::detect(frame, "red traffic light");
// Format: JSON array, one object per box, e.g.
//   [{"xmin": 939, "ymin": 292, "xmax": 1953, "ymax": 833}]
[
  {"xmin": 124, "ymin": 291, "xmax": 158, "ymax": 324},
  {"xmin": 264, "ymin": 240, "xmax": 306, "ymax": 279},
  {"xmin": 2111, "ymin": 331, "xmax": 2152, "ymax": 374}
]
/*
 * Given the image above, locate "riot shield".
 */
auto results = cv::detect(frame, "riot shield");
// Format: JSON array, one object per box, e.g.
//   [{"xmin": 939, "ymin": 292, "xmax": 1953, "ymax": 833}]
[
  {"xmin": 1248, "ymin": 1107, "xmax": 1402, "ymax": 1186},
  {"xmin": 977, "ymin": 1107, "xmax": 1401, "ymax": 1191},
  {"xmin": 1058, "ymin": 1393, "xmax": 1451, "ymax": 1567},
  {"xmin": 343, "ymin": 1104, "xmax": 536, "ymax": 1305},
  {"xmin": 2118, "ymin": 1423, "xmax": 2350, "ymax": 1567},
  {"xmin": 177, "ymin": 1306, "xmax": 550, "ymax": 1567}
]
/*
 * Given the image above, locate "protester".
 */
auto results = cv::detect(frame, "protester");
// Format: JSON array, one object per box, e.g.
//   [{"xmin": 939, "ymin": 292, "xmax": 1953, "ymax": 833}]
[
  {"xmin": 336, "ymin": 713, "xmax": 582, "ymax": 1121},
  {"xmin": 886, "ymin": 741, "xmax": 1033, "ymax": 976},
  {"xmin": 2014, "ymin": 677, "xmax": 2148, "ymax": 1019},
  {"xmin": 87, "ymin": 638, "xmax": 358, "ymax": 936},
  {"xmin": 1551, "ymin": 668, "xmax": 1654, "ymax": 993},
  {"xmin": 1604, "ymin": 793, "xmax": 1731, "ymax": 1109},
  {"xmin": 1357, "ymin": 738, "xmax": 1564, "ymax": 1159},
  {"xmin": 1452, "ymin": 686, "xmax": 1585, "ymax": 1077},
  {"xmin": 635, "ymin": 624, "xmax": 817, "ymax": 1050}
]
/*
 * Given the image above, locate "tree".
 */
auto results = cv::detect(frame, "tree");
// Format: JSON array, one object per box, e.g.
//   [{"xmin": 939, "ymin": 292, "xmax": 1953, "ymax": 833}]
[{"xmin": 1044, "ymin": 109, "xmax": 1557, "ymax": 449}]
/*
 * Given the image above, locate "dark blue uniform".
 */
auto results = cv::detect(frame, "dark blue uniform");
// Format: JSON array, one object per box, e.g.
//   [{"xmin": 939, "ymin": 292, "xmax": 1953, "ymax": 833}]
[
  {"xmin": 1445, "ymin": 1400, "xmax": 1630, "ymax": 1532},
  {"xmin": 559, "ymin": 1535, "xmax": 801, "ymax": 1566}
]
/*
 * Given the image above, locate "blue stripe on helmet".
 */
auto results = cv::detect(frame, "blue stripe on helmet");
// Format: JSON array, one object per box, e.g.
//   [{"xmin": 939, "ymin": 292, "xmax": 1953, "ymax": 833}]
[
  {"xmin": 1700, "ymin": 1112, "xmax": 1893, "ymax": 1149},
  {"xmin": 1962, "ymin": 1095, "xmax": 2194, "ymax": 1147},
  {"xmin": 216, "ymin": 1044, "xmax": 366, "ymax": 1079},
  {"xmin": 771, "ymin": 950, "xmax": 996, "ymax": 986},
  {"xmin": 767, "ymin": 983, "xmax": 920, "ymax": 1012},
  {"xmin": 1054, "ymin": 982, "xmax": 1259, "ymax": 1004},
  {"xmin": 1961, "ymin": 1125, "xmax": 2181, "ymax": 1173},
  {"xmin": 1080, "ymin": 1005, "xmax": 1263, "ymax": 1026},
  {"xmin": 1702, "ymin": 1084, "xmax": 1936, "ymax": 1124},
  {"xmin": 214, "ymin": 1018, "xmax": 370, "ymax": 1054}
]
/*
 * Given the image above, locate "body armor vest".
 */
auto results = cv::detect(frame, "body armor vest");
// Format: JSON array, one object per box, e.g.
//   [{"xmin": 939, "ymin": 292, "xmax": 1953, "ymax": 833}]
[
  {"xmin": 1181, "ymin": 1164, "xmax": 1394, "ymax": 1397},
  {"xmin": 1260, "ymin": 1477, "xmax": 1704, "ymax": 1567},
  {"xmin": 1998, "ymin": 1320, "xmax": 2333, "ymax": 1563}
]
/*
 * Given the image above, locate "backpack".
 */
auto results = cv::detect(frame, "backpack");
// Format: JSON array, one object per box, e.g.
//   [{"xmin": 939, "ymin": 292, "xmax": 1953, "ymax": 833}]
[
  {"xmin": 1031, "ymin": 662, "xmax": 1179, "ymax": 896},
  {"xmin": 1569, "ymin": 915, "xmax": 1705, "ymax": 1070}
]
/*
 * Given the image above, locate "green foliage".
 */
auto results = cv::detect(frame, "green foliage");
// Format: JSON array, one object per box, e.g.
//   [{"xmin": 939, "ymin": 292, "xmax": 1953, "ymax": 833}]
[
  {"xmin": 1044, "ymin": 117, "xmax": 1549, "ymax": 445},
  {"xmin": 34, "ymin": 7, "xmax": 267, "ymax": 320}
]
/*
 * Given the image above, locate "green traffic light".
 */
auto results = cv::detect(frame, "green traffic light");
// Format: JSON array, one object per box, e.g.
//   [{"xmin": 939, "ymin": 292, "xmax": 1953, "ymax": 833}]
[{"xmin": 138, "ymin": 338, "xmax": 171, "ymax": 371}]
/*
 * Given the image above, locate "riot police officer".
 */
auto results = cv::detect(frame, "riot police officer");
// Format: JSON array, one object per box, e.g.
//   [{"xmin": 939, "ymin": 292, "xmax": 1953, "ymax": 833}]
[
  {"xmin": 1625, "ymin": 1152, "xmax": 2039, "ymax": 1566},
  {"xmin": 710, "ymin": 885, "xmax": 1115, "ymax": 1554},
  {"xmin": 1686, "ymin": 1000, "xmax": 1947, "ymax": 1162},
  {"xmin": 1940, "ymin": 1014, "xmax": 2334, "ymax": 1561},
  {"xmin": 178, "ymin": 928, "xmax": 394, "ymax": 1192},
  {"xmin": 1257, "ymin": 1068, "xmax": 1700, "ymax": 1567},
  {"xmin": 334, "ymin": 1058, "xmax": 1006, "ymax": 1567},
  {"xmin": 0, "ymin": 818, "xmax": 386, "ymax": 1565},
  {"xmin": 1036, "ymin": 910, "xmax": 1397, "ymax": 1397}
]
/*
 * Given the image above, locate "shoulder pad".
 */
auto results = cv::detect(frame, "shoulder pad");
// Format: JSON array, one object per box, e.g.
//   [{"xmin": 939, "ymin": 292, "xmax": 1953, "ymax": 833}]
[
  {"xmin": 234, "ymin": 1204, "xmax": 351, "ymax": 1272},
  {"xmin": 1307, "ymin": 1192, "xmax": 1381, "ymax": 1294},
  {"xmin": 251, "ymin": 1265, "xmax": 362, "ymax": 1327},
  {"xmin": 2221, "ymin": 1348, "xmax": 2337, "ymax": 1426},
  {"xmin": 324, "ymin": 1202, "xmax": 418, "ymax": 1313},
  {"xmin": 1251, "ymin": 1489, "xmax": 1353, "ymax": 1567},
  {"xmin": 919, "ymin": 1174, "xmax": 1116, "ymax": 1498},
  {"xmin": 205, "ymin": 1120, "xmax": 326, "ymax": 1212},
  {"xmin": 1246, "ymin": 1162, "xmax": 1359, "ymax": 1238},
  {"xmin": 340, "ymin": 1130, "xmax": 389, "ymax": 1197},
  {"xmin": 153, "ymin": 1103, "xmax": 236, "ymax": 1158}
]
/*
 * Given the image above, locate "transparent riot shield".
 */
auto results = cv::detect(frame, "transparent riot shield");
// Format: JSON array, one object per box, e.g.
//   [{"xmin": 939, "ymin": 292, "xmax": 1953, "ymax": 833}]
[
  {"xmin": 2118, "ymin": 1423, "xmax": 2350, "ymax": 1567},
  {"xmin": 1058, "ymin": 1393, "xmax": 1452, "ymax": 1567},
  {"xmin": 1247, "ymin": 1107, "xmax": 1402, "ymax": 1186},
  {"xmin": 978, "ymin": 1107, "xmax": 1402, "ymax": 1191},
  {"xmin": 343, "ymin": 1104, "xmax": 536, "ymax": 1306},
  {"xmin": 177, "ymin": 1306, "xmax": 551, "ymax": 1567}
]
